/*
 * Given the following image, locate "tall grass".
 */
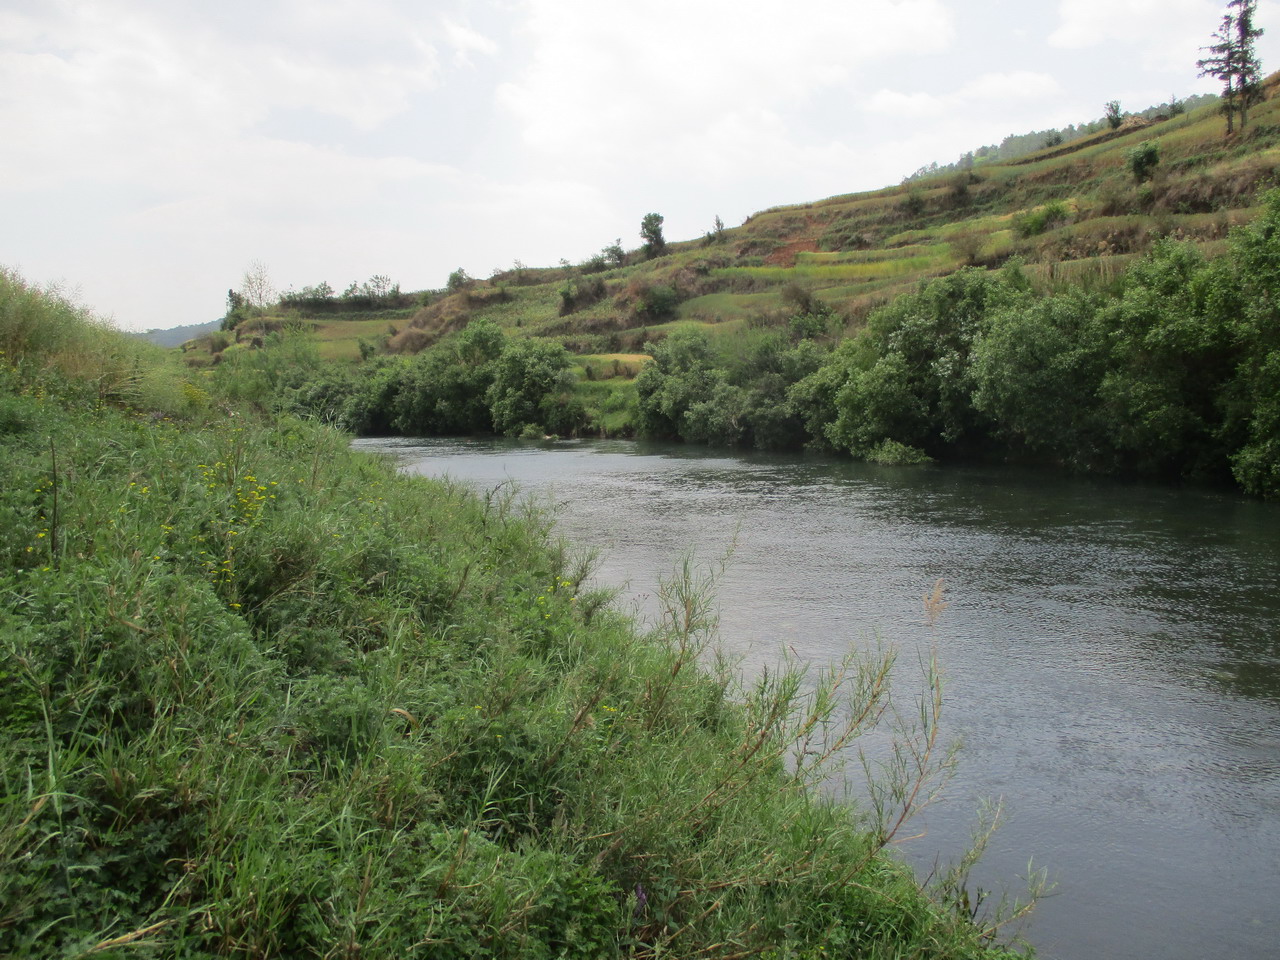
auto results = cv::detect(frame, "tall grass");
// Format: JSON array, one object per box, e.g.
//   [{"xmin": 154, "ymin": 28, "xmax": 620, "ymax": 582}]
[
  {"xmin": 0, "ymin": 266, "xmax": 205, "ymax": 416},
  {"xmin": 0, "ymin": 272, "xmax": 1036, "ymax": 957}
]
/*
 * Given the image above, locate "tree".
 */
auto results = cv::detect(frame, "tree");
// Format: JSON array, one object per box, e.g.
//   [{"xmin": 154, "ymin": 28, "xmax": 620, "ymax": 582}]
[
  {"xmin": 222, "ymin": 289, "xmax": 247, "ymax": 331},
  {"xmin": 446, "ymin": 268, "xmax": 473, "ymax": 293},
  {"xmin": 603, "ymin": 239, "xmax": 626, "ymax": 266},
  {"xmin": 366, "ymin": 274, "xmax": 392, "ymax": 298},
  {"xmin": 703, "ymin": 214, "xmax": 726, "ymax": 246},
  {"xmin": 239, "ymin": 259, "xmax": 275, "ymax": 310},
  {"xmin": 485, "ymin": 339, "xmax": 581, "ymax": 436},
  {"xmin": 640, "ymin": 213, "xmax": 666, "ymax": 258},
  {"xmin": 1104, "ymin": 100, "xmax": 1124, "ymax": 130},
  {"xmin": 1233, "ymin": 0, "xmax": 1265, "ymax": 130},
  {"xmin": 1198, "ymin": 0, "xmax": 1265, "ymax": 135}
]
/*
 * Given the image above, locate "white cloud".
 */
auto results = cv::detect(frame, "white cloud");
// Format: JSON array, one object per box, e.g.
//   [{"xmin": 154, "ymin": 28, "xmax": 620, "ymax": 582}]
[
  {"xmin": 10, "ymin": 1, "xmax": 1275, "ymax": 332},
  {"xmin": 1050, "ymin": 0, "xmax": 1216, "ymax": 47},
  {"xmin": 496, "ymin": 0, "xmax": 955, "ymax": 171},
  {"xmin": 0, "ymin": 0, "xmax": 491, "ymax": 326},
  {"xmin": 864, "ymin": 89, "xmax": 948, "ymax": 118},
  {"xmin": 958, "ymin": 71, "xmax": 1062, "ymax": 102},
  {"xmin": 0, "ymin": 0, "xmax": 450, "ymax": 192},
  {"xmin": 1049, "ymin": 0, "xmax": 1225, "ymax": 72},
  {"xmin": 864, "ymin": 71, "xmax": 1061, "ymax": 121},
  {"xmin": 443, "ymin": 18, "xmax": 499, "ymax": 66}
]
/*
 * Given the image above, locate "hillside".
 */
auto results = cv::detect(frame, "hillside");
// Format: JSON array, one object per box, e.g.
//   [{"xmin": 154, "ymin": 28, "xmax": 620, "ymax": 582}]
[
  {"xmin": 200, "ymin": 86, "xmax": 1279, "ymax": 362},
  {"xmin": 186, "ymin": 83, "xmax": 1280, "ymax": 497}
]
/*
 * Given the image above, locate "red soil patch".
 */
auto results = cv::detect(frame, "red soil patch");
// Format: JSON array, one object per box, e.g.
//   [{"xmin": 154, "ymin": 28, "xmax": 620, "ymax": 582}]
[{"xmin": 764, "ymin": 239, "xmax": 819, "ymax": 267}]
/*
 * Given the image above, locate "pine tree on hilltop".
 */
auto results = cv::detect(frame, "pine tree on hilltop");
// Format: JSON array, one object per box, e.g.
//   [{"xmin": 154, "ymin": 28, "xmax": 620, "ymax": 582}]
[{"xmin": 1199, "ymin": 0, "xmax": 1265, "ymax": 135}]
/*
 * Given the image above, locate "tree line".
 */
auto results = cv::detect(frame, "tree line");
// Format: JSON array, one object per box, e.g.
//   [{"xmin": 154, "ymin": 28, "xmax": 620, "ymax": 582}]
[
  {"xmin": 633, "ymin": 191, "xmax": 1280, "ymax": 498},
  {"xmin": 223, "ymin": 318, "xmax": 588, "ymax": 441}
]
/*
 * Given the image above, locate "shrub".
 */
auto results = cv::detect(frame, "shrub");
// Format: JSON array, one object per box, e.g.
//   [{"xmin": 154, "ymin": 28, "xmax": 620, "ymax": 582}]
[
  {"xmin": 950, "ymin": 231, "xmax": 987, "ymax": 266},
  {"xmin": 819, "ymin": 215, "xmax": 870, "ymax": 252},
  {"xmin": 948, "ymin": 171, "xmax": 975, "ymax": 207},
  {"xmin": 865, "ymin": 439, "xmax": 933, "ymax": 464},
  {"xmin": 620, "ymin": 281, "xmax": 680, "ymax": 322},
  {"xmin": 1127, "ymin": 140, "xmax": 1161, "ymax": 183},
  {"xmin": 602, "ymin": 238, "xmax": 626, "ymax": 266},
  {"xmin": 558, "ymin": 276, "xmax": 607, "ymax": 316},
  {"xmin": 1012, "ymin": 201, "xmax": 1070, "ymax": 238}
]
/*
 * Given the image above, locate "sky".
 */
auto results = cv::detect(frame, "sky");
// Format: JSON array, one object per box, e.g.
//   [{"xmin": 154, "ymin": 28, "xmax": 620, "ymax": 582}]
[{"xmin": 4, "ymin": 0, "xmax": 1280, "ymax": 332}]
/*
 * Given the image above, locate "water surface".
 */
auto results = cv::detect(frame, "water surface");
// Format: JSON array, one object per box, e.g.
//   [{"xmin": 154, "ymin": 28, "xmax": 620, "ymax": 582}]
[{"xmin": 355, "ymin": 436, "xmax": 1280, "ymax": 960}]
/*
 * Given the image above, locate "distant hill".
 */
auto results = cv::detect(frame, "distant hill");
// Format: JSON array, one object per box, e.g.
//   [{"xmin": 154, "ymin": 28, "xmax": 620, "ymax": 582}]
[
  {"xmin": 133, "ymin": 318, "xmax": 220, "ymax": 347},
  {"xmin": 903, "ymin": 93, "xmax": 1220, "ymax": 181}
]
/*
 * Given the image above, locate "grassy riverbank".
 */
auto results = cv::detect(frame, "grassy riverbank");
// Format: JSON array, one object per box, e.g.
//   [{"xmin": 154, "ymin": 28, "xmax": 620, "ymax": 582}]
[{"xmin": 1, "ymin": 271, "xmax": 1030, "ymax": 957}]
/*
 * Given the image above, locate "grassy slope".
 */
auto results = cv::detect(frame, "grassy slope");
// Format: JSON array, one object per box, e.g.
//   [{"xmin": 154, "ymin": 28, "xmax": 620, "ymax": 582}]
[
  {"xmin": 188, "ymin": 82, "xmax": 1280, "ymax": 447},
  {"xmin": 2, "ymin": 274, "xmax": 1024, "ymax": 957}
]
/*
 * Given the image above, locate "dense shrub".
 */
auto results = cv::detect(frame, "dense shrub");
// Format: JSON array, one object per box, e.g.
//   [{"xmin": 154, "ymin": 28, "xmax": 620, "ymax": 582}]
[{"xmin": 778, "ymin": 194, "xmax": 1280, "ymax": 494}]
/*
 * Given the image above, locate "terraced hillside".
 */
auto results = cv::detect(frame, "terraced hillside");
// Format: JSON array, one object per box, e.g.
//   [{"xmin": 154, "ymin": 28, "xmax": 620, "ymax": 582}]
[
  {"xmin": 454, "ymin": 91, "xmax": 1272, "ymax": 345},
  {"xmin": 196, "ymin": 85, "xmax": 1280, "ymax": 372}
]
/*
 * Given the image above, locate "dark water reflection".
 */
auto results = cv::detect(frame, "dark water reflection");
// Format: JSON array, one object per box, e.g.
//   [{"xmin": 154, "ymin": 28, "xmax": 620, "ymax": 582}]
[{"xmin": 354, "ymin": 436, "xmax": 1280, "ymax": 960}]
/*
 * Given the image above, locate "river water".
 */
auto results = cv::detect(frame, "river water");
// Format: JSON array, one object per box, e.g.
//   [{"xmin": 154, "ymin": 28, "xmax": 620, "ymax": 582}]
[{"xmin": 354, "ymin": 436, "xmax": 1280, "ymax": 960}]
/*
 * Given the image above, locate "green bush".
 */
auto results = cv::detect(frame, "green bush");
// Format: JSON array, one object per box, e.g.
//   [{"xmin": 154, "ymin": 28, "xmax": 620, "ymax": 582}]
[
  {"xmin": 1012, "ymin": 200, "xmax": 1070, "ymax": 238},
  {"xmin": 1127, "ymin": 140, "xmax": 1161, "ymax": 183},
  {"xmin": 636, "ymin": 283, "xmax": 678, "ymax": 321}
]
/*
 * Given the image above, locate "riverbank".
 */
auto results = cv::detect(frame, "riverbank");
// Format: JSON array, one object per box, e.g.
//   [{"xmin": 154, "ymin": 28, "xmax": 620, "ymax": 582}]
[
  {"xmin": 0, "ymin": 272, "xmax": 1028, "ymax": 957},
  {"xmin": 370, "ymin": 434, "xmax": 1280, "ymax": 960}
]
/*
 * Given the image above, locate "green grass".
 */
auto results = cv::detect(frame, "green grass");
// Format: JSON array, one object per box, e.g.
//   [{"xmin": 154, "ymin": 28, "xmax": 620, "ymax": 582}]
[
  {"xmin": 2, "ymin": 272, "xmax": 1037, "ymax": 958},
  {"xmin": 713, "ymin": 257, "xmax": 948, "ymax": 284},
  {"xmin": 797, "ymin": 243, "xmax": 951, "ymax": 264},
  {"xmin": 574, "ymin": 376, "xmax": 638, "ymax": 435},
  {"xmin": 677, "ymin": 290, "xmax": 787, "ymax": 320},
  {"xmin": 309, "ymin": 317, "xmax": 402, "ymax": 361}
]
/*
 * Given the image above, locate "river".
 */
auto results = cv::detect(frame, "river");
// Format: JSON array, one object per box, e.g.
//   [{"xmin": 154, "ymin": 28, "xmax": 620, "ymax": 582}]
[{"xmin": 354, "ymin": 435, "xmax": 1280, "ymax": 960}]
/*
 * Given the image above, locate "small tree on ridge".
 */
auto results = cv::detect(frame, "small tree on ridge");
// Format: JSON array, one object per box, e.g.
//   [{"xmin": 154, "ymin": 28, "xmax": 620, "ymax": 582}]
[
  {"xmin": 640, "ymin": 213, "xmax": 666, "ymax": 258},
  {"xmin": 1105, "ymin": 100, "xmax": 1124, "ymax": 130}
]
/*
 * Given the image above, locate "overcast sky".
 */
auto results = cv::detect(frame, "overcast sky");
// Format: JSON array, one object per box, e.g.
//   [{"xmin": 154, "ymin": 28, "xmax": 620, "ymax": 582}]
[{"xmin": 4, "ymin": 0, "xmax": 1279, "ymax": 332}]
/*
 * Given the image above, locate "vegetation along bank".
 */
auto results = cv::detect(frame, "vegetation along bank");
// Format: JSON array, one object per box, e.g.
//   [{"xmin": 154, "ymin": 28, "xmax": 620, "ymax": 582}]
[{"xmin": 2, "ymin": 272, "xmax": 1030, "ymax": 956}]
